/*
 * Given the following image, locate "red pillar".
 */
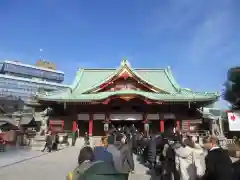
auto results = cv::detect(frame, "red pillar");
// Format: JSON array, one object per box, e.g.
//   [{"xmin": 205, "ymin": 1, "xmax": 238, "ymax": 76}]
[
  {"xmin": 89, "ymin": 115, "xmax": 93, "ymax": 136},
  {"xmin": 72, "ymin": 121, "xmax": 77, "ymax": 132},
  {"xmin": 61, "ymin": 121, "xmax": 64, "ymax": 130},
  {"xmin": 160, "ymin": 120, "xmax": 164, "ymax": 132},
  {"xmin": 176, "ymin": 120, "xmax": 180, "ymax": 131}
]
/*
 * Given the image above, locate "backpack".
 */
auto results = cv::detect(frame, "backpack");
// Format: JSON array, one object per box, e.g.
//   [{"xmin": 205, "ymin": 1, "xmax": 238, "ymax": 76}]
[
  {"xmin": 67, "ymin": 172, "xmax": 73, "ymax": 180},
  {"xmin": 67, "ymin": 161, "xmax": 95, "ymax": 180},
  {"xmin": 67, "ymin": 167, "xmax": 80, "ymax": 180},
  {"xmin": 78, "ymin": 161, "xmax": 126, "ymax": 180}
]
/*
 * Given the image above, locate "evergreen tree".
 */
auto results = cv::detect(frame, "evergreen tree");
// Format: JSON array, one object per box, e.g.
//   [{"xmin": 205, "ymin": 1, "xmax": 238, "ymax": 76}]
[{"xmin": 224, "ymin": 67, "xmax": 240, "ymax": 109}]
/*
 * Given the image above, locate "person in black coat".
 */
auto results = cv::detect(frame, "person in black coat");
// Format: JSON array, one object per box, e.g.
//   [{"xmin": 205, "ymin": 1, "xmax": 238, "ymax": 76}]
[
  {"xmin": 161, "ymin": 138, "xmax": 180, "ymax": 180},
  {"xmin": 148, "ymin": 134, "xmax": 157, "ymax": 168},
  {"xmin": 232, "ymin": 159, "xmax": 240, "ymax": 180},
  {"xmin": 202, "ymin": 135, "xmax": 233, "ymax": 180},
  {"xmin": 42, "ymin": 130, "xmax": 53, "ymax": 152}
]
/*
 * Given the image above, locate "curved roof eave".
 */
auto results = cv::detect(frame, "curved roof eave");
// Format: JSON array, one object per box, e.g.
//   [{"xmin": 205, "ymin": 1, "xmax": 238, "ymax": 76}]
[
  {"xmin": 37, "ymin": 90, "xmax": 219, "ymax": 103},
  {"xmin": 70, "ymin": 68, "xmax": 85, "ymax": 92},
  {"xmin": 164, "ymin": 66, "xmax": 181, "ymax": 92}
]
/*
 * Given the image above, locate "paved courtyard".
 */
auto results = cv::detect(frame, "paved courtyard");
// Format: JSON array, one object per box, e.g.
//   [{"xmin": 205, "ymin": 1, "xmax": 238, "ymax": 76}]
[
  {"xmin": 0, "ymin": 146, "xmax": 47, "ymax": 168},
  {"xmin": 0, "ymin": 139, "xmax": 151, "ymax": 180}
]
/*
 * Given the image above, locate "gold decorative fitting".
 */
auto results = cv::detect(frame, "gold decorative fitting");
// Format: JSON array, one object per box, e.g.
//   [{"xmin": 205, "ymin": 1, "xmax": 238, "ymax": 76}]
[
  {"xmin": 119, "ymin": 95, "xmax": 135, "ymax": 101},
  {"xmin": 119, "ymin": 71, "xmax": 132, "ymax": 79}
]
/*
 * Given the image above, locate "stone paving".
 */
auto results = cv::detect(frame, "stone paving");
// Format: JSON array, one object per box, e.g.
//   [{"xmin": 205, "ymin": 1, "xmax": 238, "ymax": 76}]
[
  {"xmin": 0, "ymin": 138, "xmax": 69, "ymax": 168},
  {"xmin": 0, "ymin": 145, "xmax": 79, "ymax": 180},
  {"xmin": 0, "ymin": 138, "xmax": 151, "ymax": 180},
  {"xmin": 0, "ymin": 146, "xmax": 47, "ymax": 168},
  {"xmin": 131, "ymin": 154, "xmax": 151, "ymax": 180}
]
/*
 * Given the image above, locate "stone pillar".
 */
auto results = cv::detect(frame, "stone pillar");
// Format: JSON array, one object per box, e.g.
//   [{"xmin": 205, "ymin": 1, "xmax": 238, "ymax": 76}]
[
  {"xmin": 104, "ymin": 123, "xmax": 109, "ymax": 133},
  {"xmin": 104, "ymin": 114, "xmax": 110, "ymax": 133},
  {"xmin": 89, "ymin": 115, "xmax": 93, "ymax": 136},
  {"xmin": 219, "ymin": 117, "xmax": 224, "ymax": 137},
  {"xmin": 144, "ymin": 123, "xmax": 149, "ymax": 132},
  {"xmin": 160, "ymin": 120, "xmax": 164, "ymax": 132},
  {"xmin": 143, "ymin": 114, "xmax": 149, "ymax": 136},
  {"xmin": 144, "ymin": 123, "xmax": 149, "ymax": 137}
]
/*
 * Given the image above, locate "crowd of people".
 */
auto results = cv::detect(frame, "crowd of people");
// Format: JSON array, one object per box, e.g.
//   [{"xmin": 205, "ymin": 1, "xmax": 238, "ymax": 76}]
[
  {"xmin": 67, "ymin": 131, "xmax": 134, "ymax": 180},
  {"xmin": 66, "ymin": 125, "xmax": 239, "ymax": 180}
]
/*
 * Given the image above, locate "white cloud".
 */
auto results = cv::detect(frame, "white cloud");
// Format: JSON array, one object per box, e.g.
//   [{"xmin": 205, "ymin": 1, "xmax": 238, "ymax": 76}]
[
  {"xmin": 187, "ymin": 6, "xmax": 235, "ymax": 63},
  {"xmin": 144, "ymin": 0, "xmax": 239, "ymax": 64},
  {"xmin": 144, "ymin": 0, "xmax": 205, "ymax": 35}
]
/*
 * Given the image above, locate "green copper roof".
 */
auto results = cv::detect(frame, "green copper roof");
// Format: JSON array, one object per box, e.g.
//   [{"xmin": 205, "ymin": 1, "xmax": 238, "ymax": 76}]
[
  {"xmin": 37, "ymin": 60, "xmax": 220, "ymax": 102},
  {"xmin": 202, "ymin": 108, "xmax": 228, "ymax": 120},
  {"xmin": 71, "ymin": 64, "xmax": 180, "ymax": 94},
  {"xmin": 38, "ymin": 89, "xmax": 218, "ymax": 102}
]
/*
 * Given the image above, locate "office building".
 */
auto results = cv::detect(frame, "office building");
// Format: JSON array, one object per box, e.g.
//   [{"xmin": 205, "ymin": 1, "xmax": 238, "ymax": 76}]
[{"xmin": 0, "ymin": 60, "xmax": 69, "ymax": 114}]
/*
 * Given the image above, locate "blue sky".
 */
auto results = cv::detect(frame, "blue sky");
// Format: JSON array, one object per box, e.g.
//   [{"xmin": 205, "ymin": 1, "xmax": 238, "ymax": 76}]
[{"xmin": 0, "ymin": 0, "xmax": 239, "ymax": 107}]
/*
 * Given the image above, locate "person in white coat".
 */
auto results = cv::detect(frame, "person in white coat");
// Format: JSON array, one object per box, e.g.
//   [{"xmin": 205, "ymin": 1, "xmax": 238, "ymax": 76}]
[
  {"xmin": 174, "ymin": 138, "xmax": 196, "ymax": 180},
  {"xmin": 193, "ymin": 145, "xmax": 206, "ymax": 179},
  {"xmin": 192, "ymin": 136, "xmax": 206, "ymax": 179}
]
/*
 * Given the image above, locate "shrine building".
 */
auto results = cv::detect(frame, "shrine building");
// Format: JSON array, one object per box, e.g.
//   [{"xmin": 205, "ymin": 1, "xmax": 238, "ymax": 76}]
[{"xmin": 30, "ymin": 60, "xmax": 219, "ymax": 136}]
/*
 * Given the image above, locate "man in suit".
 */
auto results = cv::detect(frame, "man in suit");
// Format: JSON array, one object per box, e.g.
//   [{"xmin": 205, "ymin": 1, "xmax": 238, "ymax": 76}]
[{"xmin": 202, "ymin": 135, "xmax": 233, "ymax": 180}]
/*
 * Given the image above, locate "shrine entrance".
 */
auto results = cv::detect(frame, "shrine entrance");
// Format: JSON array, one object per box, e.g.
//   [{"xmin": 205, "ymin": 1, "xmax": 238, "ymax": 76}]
[
  {"xmin": 164, "ymin": 119, "xmax": 176, "ymax": 134},
  {"xmin": 77, "ymin": 120, "xmax": 89, "ymax": 136},
  {"xmin": 110, "ymin": 120, "xmax": 143, "ymax": 132},
  {"xmin": 109, "ymin": 113, "xmax": 144, "ymax": 132}
]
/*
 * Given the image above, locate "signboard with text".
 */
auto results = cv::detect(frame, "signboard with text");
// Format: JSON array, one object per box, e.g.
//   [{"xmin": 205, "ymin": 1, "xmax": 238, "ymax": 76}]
[{"xmin": 227, "ymin": 111, "xmax": 240, "ymax": 131}]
